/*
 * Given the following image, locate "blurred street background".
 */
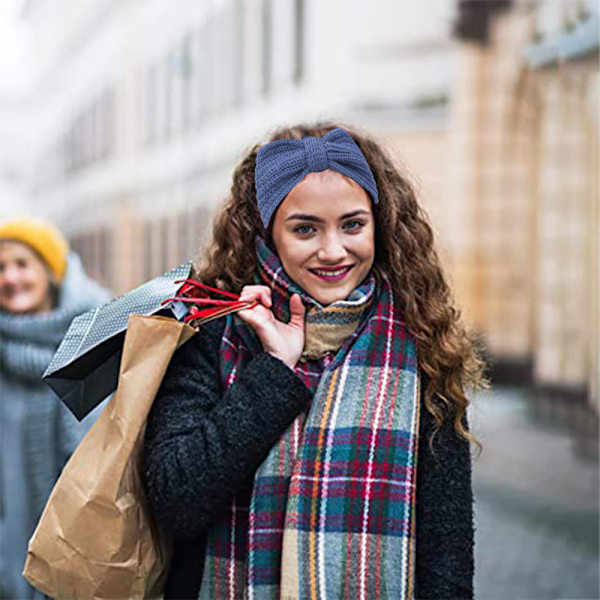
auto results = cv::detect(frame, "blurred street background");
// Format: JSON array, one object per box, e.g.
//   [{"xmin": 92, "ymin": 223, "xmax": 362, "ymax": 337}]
[
  {"xmin": 0, "ymin": 1, "xmax": 598, "ymax": 598},
  {"xmin": 470, "ymin": 386, "xmax": 598, "ymax": 598}
]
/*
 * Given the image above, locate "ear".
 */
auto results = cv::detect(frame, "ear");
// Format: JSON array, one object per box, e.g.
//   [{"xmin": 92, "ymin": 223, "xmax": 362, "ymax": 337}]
[{"xmin": 45, "ymin": 266, "xmax": 61, "ymax": 309}]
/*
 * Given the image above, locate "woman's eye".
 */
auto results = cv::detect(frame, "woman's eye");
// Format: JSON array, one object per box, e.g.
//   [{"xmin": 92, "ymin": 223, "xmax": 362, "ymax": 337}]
[
  {"xmin": 343, "ymin": 219, "xmax": 364, "ymax": 231},
  {"xmin": 16, "ymin": 259, "xmax": 28, "ymax": 268},
  {"xmin": 293, "ymin": 224, "xmax": 316, "ymax": 235}
]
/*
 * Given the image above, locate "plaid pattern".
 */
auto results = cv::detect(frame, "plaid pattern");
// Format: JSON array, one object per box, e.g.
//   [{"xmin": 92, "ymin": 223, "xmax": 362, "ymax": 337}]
[{"xmin": 199, "ymin": 238, "xmax": 420, "ymax": 599}]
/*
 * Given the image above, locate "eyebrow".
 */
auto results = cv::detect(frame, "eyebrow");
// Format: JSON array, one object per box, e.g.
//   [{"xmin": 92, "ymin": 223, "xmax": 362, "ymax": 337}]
[{"xmin": 285, "ymin": 209, "xmax": 370, "ymax": 223}]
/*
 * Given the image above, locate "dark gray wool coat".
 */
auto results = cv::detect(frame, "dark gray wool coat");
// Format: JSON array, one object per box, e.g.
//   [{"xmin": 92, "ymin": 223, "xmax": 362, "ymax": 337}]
[{"xmin": 143, "ymin": 317, "xmax": 475, "ymax": 600}]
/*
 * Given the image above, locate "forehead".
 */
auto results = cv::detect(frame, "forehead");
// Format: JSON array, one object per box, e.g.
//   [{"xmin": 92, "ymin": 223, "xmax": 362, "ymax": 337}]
[
  {"xmin": 281, "ymin": 170, "xmax": 372, "ymax": 215},
  {"xmin": 0, "ymin": 240, "xmax": 42, "ymax": 262}
]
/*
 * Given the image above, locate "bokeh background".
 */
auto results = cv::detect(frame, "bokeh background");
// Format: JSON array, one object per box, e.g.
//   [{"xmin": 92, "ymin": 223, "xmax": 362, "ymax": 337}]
[{"xmin": 0, "ymin": 1, "xmax": 598, "ymax": 597}]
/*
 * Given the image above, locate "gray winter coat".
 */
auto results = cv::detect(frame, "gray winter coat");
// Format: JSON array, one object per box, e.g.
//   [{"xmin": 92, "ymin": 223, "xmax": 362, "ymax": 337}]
[{"xmin": 0, "ymin": 252, "xmax": 111, "ymax": 600}]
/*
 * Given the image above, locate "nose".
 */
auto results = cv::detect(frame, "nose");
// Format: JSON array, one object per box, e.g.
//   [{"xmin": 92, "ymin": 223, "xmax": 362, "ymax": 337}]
[
  {"xmin": 316, "ymin": 231, "xmax": 347, "ymax": 264},
  {"xmin": 0, "ymin": 264, "xmax": 20, "ymax": 285}
]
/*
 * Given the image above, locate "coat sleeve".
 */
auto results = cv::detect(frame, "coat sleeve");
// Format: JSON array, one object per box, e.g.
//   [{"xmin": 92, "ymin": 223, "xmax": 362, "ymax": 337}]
[
  {"xmin": 414, "ymin": 377, "xmax": 475, "ymax": 600},
  {"xmin": 142, "ymin": 318, "xmax": 312, "ymax": 538}
]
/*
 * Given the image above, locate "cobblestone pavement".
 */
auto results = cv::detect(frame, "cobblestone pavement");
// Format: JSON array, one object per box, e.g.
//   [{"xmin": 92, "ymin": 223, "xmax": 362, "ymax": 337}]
[{"xmin": 467, "ymin": 387, "xmax": 599, "ymax": 600}]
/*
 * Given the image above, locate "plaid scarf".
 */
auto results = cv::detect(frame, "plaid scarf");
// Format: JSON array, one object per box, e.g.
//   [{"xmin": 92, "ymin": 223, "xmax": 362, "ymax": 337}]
[{"xmin": 199, "ymin": 237, "xmax": 421, "ymax": 599}]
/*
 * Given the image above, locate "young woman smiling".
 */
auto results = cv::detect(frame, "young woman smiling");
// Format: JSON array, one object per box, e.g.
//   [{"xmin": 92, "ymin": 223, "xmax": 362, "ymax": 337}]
[
  {"xmin": 143, "ymin": 123, "xmax": 487, "ymax": 600},
  {"xmin": 0, "ymin": 218, "xmax": 110, "ymax": 599}
]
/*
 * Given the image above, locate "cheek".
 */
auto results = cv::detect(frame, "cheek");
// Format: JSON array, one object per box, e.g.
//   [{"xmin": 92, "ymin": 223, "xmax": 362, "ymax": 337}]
[
  {"xmin": 33, "ymin": 279, "xmax": 51, "ymax": 299},
  {"xmin": 352, "ymin": 233, "xmax": 375, "ymax": 262},
  {"xmin": 277, "ymin": 236, "xmax": 314, "ymax": 269},
  {"xmin": 26, "ymin": 265, "xmax": 51, "ymax": 297}
]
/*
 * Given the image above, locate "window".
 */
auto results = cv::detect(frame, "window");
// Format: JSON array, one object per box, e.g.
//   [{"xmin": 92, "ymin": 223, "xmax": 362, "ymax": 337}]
[
  {"xmin": 195, "ymin": 20, "xmax": 211, "ymax": 126},
  {"xmin": 101, "ymin": 88, "xmax": 116, "ymax": 159},
  {"xmin": 160, "ymin": 217, "xmax": 170, "ymax": 273},
  {"xmin": 233, "ymin": 0, "xmax": 244, "ymax": 106},
  {"xmin": 146, "ymin": 65, "xmax": 157, "ymax": 146},
  {"xmin": 261, "ymin": 0, "xmax": 272, "ymax": 96},
  {"xmin": 293, "ymin": 0, "xmax": 305, "ymax": 84},
  {"xmin": 163, "ymin": 55, "xmax": 173, "ymax": 141},
  {"xmin": 143, "ymin": 220, "xmax": 154, "ymax": 280},
  {"xmin": 181, "ymin": 33, "xmax": 193, "ymax": 132}
]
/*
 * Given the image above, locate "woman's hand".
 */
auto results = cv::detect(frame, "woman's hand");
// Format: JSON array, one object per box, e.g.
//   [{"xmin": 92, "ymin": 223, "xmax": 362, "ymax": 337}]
[{"xmin": 237, "ymin": 285, "xmax": 305, "ymax": 369}]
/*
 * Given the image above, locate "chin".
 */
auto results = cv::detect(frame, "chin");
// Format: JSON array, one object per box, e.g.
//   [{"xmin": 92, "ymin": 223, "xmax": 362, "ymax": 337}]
[
  {"xmin": 3, "ymin": 300, "xmax": 42, "ymax": 313},
  {"xmin": 8, "ymin": 305, "xmax": 33, "ymax": 314},
  {"xmin": 309, "ymin": 285, "xmax": 354, "ymax": 306}
]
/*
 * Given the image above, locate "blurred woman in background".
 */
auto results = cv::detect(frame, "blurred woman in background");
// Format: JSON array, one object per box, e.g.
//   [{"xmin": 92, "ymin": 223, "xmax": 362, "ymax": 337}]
[{"xmin": 0, "ymin": 218, "xmax": 110, "ymax": 599}]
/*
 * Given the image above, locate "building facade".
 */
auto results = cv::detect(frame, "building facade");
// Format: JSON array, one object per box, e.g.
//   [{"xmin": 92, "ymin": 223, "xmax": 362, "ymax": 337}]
[
  {"xmin": 20, "ymin": 0, "xmax": 457, "ymax": 293},
  {"xmin": 2, "ymin": 0, "xmax": 599, "ymax": 417},
  {"xmin": 452, "ymin": 0, "xmax": 599, "ymax": 415}
]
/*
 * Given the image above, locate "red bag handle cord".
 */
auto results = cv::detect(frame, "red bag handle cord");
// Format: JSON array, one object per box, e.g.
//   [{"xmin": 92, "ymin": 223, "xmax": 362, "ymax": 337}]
[
  {"xmin": 173, "ymin": 279, "xmax": 240, "ymax": 300},
  {"xmin": 183, "ymin": 300, "xmax": 258, "ymax": 323},
  {"xmin": 167, "ymin": 278, "xmax": 258, "ymax": 325},
  {"xmin": 162, "ymin": 297, "xmax": 243, "ymax": 307}
]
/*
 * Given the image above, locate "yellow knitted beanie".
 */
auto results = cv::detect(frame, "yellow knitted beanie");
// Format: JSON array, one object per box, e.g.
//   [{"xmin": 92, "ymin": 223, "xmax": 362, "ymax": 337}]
[{"xmin": 0, "ymin": 218, "xmax": 69, "ymax": 282}]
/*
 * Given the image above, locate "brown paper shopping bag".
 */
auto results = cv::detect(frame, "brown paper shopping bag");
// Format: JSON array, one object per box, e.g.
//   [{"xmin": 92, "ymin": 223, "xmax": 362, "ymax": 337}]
[{"xmin": 24, "ymin": 314, "xmax": 196, "ymax": 600}]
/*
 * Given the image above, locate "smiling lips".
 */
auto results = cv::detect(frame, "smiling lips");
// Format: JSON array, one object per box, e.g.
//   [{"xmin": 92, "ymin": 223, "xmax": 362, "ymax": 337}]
[
  {"xmin": 308, "ymin": 265, "xmax": 354, "ymax": 282},
  {"xmin": 2, "ymin": 286, "xmax": 27, "ymax": 298}
]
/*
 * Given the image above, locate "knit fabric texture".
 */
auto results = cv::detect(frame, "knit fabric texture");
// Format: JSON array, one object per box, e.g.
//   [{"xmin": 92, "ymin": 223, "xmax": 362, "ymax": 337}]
[
  {"xmin": 0, "ymin": 217, "xmax": 69, "ymax": 281},
  {"xmin": 143, "ymin": 330, "xmax": 475, "ymax": 600},
  {"xmin": 196, "ymin": 239, "xmax": 421, "ymax": 599},
  {"xmin": 254, "ymin": 128, "xmax": 379, "ymax": 228}
]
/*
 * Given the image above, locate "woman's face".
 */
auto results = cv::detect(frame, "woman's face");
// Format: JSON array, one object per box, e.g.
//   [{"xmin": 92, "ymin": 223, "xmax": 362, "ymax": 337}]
[
  {"xmin": 271, "ymin": 170, "xmax": 375, "ymax": 306},
  {"xmin": 0, "ymin": 241, "xmax": 54, "ymax": 314}
]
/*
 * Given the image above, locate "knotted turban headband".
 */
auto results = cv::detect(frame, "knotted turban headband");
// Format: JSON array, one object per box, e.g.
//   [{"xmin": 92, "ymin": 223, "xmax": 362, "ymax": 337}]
[{"xmin": 254, "ymin": 127, "xmax": 379, "ymax": 228}]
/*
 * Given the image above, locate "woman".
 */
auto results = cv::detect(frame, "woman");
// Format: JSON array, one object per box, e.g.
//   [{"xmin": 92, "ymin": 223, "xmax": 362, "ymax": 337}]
[
  {"xmin": 143, "ymin": 124, "xmax": 487, "ymax": 599},
  {"xmin": 0, "ymin": 218, "xmax": 110, "ymax": 599}
]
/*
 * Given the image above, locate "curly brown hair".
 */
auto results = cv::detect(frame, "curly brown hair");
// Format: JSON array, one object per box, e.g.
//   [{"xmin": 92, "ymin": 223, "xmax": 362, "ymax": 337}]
[{"xmin": 194, "ymin": 121, "xmax": 488, "ymax": 458}]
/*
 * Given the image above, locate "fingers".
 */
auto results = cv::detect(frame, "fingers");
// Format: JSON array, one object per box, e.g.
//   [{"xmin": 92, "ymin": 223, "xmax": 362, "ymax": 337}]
[
  {"xmin": 239, "ymin": 285, "xmax": 272, "ymax": 308},
  {"xmin": 288, "ymin": 293, "xmax": 305, "ymax": 329}
]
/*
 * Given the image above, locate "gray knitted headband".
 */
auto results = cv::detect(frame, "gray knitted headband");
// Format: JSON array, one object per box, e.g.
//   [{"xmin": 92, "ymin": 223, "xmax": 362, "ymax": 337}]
[{"xmin": 254, "ymin": 128, "xmax": 379, "ymax": 228}]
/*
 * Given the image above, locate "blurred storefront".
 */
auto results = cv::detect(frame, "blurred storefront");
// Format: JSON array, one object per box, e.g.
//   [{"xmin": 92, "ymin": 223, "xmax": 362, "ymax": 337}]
[
  {"xmin": 451, "ymin": 0, "xmax": 599, "ymax": 421},
  {"xmin": 2, "ymin": 0, "xmax": 599, "ymax": 420},
  {"xmin": 16, "ymin": 0, "xmax": 461, "ymax": 289},
  {"xmin": 0, "ymin": 98, "xmax": 30, "ymax": 215}
]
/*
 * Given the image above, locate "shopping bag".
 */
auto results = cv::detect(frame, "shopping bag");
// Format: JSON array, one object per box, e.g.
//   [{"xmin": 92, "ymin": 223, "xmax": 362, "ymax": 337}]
[
  {"xmin": 43, "ymin": 262, "xmax": 193, "ymax": 421},
  {"xmin": 23, "ymin": 314, "xmax": 196, "ymax": 600}
]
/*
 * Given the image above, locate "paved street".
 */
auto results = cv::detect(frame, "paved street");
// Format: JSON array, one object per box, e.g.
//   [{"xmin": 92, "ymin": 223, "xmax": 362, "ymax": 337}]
[{"xmin": 468, "ymin": 387, "xmax": 599, "ymax": 600}]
